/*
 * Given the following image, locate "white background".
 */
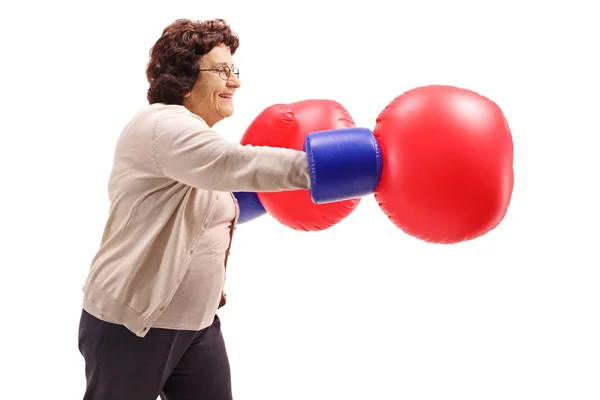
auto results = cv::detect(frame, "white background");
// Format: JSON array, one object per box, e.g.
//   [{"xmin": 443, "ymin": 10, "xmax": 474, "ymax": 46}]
[{"xmin": 1, "ymin": 0, "xmax": 599, "ymax": 399}]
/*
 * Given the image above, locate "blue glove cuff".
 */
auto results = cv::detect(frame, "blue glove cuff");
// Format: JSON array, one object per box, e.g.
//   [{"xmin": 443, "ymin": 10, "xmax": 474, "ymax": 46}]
[
  {"xmin": 232, "ymin": 192, "xmax": 267, "ymax": 224},
  {"xmin": 303, "ymin": 127, "xmax": 383, "ymax": 204}
]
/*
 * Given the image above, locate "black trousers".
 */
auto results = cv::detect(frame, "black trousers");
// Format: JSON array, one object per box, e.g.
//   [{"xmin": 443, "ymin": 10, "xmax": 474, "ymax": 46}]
[{"xmin": 78, "ymin": 309, "xmax": 233, "ymax": 400}]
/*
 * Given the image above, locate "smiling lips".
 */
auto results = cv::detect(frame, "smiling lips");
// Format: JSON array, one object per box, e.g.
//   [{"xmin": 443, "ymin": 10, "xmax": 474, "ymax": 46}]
[{"xmin": 219, "ymin": 93, "xmax": 233, "ymax": 100}]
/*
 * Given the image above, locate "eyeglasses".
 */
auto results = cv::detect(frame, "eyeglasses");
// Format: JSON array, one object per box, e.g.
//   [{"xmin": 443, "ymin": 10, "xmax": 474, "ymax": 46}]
[{"xmin": 199, "ymin": 65, "xmax": 240, "ymax": 81}]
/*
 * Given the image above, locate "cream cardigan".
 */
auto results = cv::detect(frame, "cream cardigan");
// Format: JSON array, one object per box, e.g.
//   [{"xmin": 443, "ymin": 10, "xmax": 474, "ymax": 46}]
[{"xmin": 81, "ymin": 103, "xmax": 310, "ymax": 337}]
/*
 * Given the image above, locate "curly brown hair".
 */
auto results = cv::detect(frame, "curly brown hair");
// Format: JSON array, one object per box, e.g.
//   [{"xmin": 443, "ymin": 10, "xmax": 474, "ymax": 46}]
[{"xmin": 146, "ymin": 18, "xmax": 240, "ymax": 105}]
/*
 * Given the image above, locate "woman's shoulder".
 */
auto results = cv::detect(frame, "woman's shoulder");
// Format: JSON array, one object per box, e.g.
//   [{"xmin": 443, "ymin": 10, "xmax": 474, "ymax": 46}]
[
  {"xmin": 134, "ymin": 103, "xmax": 189, "ymax": 120},
  {"xmin": 129, "ymin": 103, "xmax": 209, "ymax": 130}
]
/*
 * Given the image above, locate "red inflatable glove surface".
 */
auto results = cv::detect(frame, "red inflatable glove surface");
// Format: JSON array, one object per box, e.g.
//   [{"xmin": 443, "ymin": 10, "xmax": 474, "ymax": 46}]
[
  {"xmin": 373, "ymin": 85, "xmax": 514, "ymax": 244},
  {"xmin": 240, "ymin": 100, "xmax": 361, "ymax": 231}
]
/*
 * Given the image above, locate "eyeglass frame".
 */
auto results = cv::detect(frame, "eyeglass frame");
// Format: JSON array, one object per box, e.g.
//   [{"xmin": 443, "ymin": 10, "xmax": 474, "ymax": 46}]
[{"xmin": 198, "ymin": 65, "xmax": 240, "ymax": 81}]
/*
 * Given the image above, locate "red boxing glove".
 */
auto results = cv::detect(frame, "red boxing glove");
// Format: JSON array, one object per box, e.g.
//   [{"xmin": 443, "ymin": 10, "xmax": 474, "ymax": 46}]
[
  {"xmin": 240, "ymin": 100, "xmax": 361, "ymax": 231},
  {"xmin": 373, "ymin": 85, "xmax": 514, "ymax": 244}
]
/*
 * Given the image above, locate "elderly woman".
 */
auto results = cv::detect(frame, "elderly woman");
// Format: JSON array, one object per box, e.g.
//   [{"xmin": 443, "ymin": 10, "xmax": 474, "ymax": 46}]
[{"xmin": 78, "ymin": 18, "xmax": 310, "ymax": 400}]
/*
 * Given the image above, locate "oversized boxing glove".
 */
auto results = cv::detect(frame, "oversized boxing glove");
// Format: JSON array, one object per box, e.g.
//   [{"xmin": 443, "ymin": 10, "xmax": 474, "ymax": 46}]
[
  {"xmin": 373, "ymin": 84, "xmax": 514, "ymax": 244},
  {"xmin": 235, "ymin": 114, "xmax": 381, "ymax": 224},
  {"xmin": 240, "ymin": 100, "xmax": 364, "ymax": 231}
]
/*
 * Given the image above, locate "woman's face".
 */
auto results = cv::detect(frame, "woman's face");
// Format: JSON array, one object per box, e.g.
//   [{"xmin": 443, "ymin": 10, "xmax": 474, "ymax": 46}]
[{"xmin": 183, "ymin": 44, "xmax": 241, "ymax": 127}]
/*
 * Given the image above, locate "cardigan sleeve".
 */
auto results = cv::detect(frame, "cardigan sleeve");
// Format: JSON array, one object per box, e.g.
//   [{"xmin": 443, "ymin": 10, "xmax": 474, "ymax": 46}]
[{"xmin": 152, "ymin": 108, "xmax": 311, "ymax": 192}]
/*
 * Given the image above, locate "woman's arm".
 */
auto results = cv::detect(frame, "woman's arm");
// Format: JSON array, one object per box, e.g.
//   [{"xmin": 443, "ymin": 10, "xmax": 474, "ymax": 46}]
[{"xmin": 152, "ymin": 108, "xmax": 311, "ymax": 192}]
